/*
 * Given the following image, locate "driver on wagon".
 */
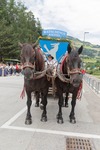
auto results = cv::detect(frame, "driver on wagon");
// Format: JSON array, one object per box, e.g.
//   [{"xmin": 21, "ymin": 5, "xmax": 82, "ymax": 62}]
[
  {"xmin": 46, "ymin": 54, "xmax": 57, "ymax": 76},
  {"xmin": 47, "ymin": 54, "xmax": 57, "ymax": 68}
]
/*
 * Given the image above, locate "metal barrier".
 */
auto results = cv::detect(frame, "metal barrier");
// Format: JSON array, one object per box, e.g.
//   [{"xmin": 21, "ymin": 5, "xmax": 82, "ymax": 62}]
[{"xmin": 83, "ymin": 74, "xmax": 100, "ymax": 94}]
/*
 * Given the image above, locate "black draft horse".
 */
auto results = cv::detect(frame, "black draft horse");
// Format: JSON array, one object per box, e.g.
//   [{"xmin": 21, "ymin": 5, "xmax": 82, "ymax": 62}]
[
  {"xmin": 55, "ymin": 44, "xmax": 83, "ymax": 124},
  {"xmin": 19, "ymin": 43, "xmax": 49, "ymax": 124}
]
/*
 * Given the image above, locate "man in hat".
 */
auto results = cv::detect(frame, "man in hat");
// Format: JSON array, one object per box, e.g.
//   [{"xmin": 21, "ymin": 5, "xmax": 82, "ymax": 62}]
[
  {"xmin": 47, "ymin": 54, "xmax": 57, "ymax": 68},
  {"xmin": 46, "ymin": 54, "xmax": 57, "ymax": 76}
]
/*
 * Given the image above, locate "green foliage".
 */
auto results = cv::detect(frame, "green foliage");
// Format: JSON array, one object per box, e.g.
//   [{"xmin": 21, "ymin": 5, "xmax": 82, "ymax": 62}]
[
  {"xmin": 83, "ymin": 58, "xmax": 100, "ymax": 77},
  {"xmin": 0, "ymin": 0, "xmax": 42, "ymax": 60},
  {"xmin": 0, "ymin": 0, "xmax": 100, "ymax": 63}
]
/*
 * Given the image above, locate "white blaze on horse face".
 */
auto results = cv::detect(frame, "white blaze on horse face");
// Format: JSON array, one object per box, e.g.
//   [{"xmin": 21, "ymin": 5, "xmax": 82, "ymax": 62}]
[{"xmin": 44, "ymin": 43, "xmax": 60, "ymax": 61}]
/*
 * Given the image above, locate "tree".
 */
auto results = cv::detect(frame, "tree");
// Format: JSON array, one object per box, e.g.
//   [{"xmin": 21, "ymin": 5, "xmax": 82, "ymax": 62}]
[{"xmin": 0, "ymin": 0, "xmax": 42, "ymax": 60}]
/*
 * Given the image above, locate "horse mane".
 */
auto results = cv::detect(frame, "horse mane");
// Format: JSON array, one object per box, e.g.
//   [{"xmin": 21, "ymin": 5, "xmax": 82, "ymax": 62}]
[
  {"xmin": 35, "ymin": 47, "xmax": 45, "ymax": 71},
  {"xmin": 62, "ymin": 58, "xmax": 68, "ymax": 74},
  {"xmin": 60, "ymin": 54, "xmax": 68, "ymax": 75}
]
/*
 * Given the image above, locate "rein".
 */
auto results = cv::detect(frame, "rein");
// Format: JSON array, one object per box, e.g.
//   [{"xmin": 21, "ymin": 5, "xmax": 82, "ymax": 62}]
[
  {"xmin": 77, "ymin": 82, "xmax": 83, "ymax": 100},
  {"xmin": 20, "ymin": 84, "xmax": 26, "ymax": 99},
  {"xmin": 33, "ymin": 70, "xmax": 46, "ymax": 79},
  {"xmin": 68, "ymin": 68, "xmax": 82, "ymax": 75},
  {"xmin": 23, "ymin": 62, "xmax": 35, "ymax": 69},
  {"xmin": 33, "ymin": 63, "xmax": 57, "ymax": 79},
  {"xmin": 56, "ymin": 70, "xmax": 70, "ymax": 83}
]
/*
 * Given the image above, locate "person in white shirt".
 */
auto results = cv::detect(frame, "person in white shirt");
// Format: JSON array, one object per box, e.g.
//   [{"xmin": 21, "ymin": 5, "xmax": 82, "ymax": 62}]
[
  {"xmin": 47, "ymin": 54, "xmax": 57, "ymax": 68},
  {"xmin": 46, "ymin": 54, "xmax": 57, "ymax": 76}
]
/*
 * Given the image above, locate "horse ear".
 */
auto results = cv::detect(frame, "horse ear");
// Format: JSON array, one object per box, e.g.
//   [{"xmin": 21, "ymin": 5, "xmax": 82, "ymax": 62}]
[
  {"xmin": 78, "ymin": 45, "xmax": 83, "ymax": 54},
  {"xmin": 67, "ymin": 44, "xmax": 72, "ymax": 54},
  {"xmin": 32, "ymin": 42, "xmax": 38, "ymax": 49},
  {"xmin": 32, "ymin": 44, "xmax": 37, "ymax": 49},
  {"xmin": 18, "ymin": 42, "xmax": 23, "ymax": 48}
]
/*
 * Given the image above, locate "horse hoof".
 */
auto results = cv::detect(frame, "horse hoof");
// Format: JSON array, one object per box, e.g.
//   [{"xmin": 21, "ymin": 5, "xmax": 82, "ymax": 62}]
[
  {"xmin": 35, "ymin": 103, "xmax": 39, "ymax": 107},
  {"xmin": 40, "ymin": 104, "xmax": 44, "ymax": 110},
  {"xmin": 41, "ymin": 117, "xmax": 47, "ymax": 122},
  {"xmin": 70, "ymin": 119, "xmax": 76, "ymax": 124},
  {"xmin": 57, "ymin": 118, "xmax": 64, "ymax": 124},
  {"xmin": 65, "ymin": 104, "xmax": 68, "ymax": 107},
  {"xmin": 25, "ymin": 119, "xmax": 32, "ymax": 125}
]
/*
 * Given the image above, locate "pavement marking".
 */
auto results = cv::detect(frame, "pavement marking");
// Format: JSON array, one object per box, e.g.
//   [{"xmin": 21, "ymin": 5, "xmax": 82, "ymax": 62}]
[
  {"xmin": 1, "ymin": 101, "xmax": 35, "ymax": 128},
  {"xmin": 1, "ymin": 106, "xmax": 27, "ymax": 127},
  {"xmin": 1, "ymin": 90, "xmax": 100, "ymax": 140},
  {"xmin": 1, "ymin": 125, "xmax": 100, "ymax": 139}
]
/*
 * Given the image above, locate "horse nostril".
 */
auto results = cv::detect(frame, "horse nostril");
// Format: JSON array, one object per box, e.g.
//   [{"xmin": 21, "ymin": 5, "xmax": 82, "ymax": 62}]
[
  {"xmin": 73, "ymin": 79, "xmax": 79, "ymax": 83},
  {"xmin": 73, "ymin": 79, "xmax": 76, "ymax": 83}
]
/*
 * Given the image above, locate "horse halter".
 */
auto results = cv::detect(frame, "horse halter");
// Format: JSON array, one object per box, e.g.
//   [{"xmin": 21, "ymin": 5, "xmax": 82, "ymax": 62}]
[
  {"xmin": 68, "ymin": 68, "xmax": 82, "ymax": 75},
  {"xmin": 66, "ymin": 55, "xmax": 82, "ymax": 76},
  {"xmin": 22, "ymin": 62, "xmax": 35, "ymax": 69},
  {"xmin": 22, "ymin": 50, "xmax": 36, "ymax": 70},
  {"xmin": 23, "ymin": 62, "xmax": 34, "ymax": 69}
]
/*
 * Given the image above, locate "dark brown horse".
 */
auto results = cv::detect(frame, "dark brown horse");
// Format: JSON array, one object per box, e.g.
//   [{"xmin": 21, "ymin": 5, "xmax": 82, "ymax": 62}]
[
  {"xmin": 19, "ymin": 43, "xmax": 49, "ymax": 124},
  {"xmin": 55, "ymin": 44, "xmax": 83, "ymax": 124}
]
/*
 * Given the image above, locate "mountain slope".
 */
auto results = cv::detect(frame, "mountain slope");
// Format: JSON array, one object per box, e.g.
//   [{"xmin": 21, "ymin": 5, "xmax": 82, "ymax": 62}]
[{"xmin": 67, "ymin": 36, "xmax": 100, "ymax": 51}]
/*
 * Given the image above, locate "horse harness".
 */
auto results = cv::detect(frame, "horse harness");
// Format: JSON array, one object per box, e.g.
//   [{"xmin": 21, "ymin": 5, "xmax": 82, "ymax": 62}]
[{"xmin": 56, "ymin": 54, "xmax": 82, "ymax": 83}]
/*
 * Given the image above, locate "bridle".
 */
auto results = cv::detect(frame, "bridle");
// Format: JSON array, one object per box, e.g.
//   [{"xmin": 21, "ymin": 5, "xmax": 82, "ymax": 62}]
[
  {"xmin": 21, "ymin": 49, "xmax": 36, "ymax": 70},
  {"xmin": 56, "ymin": 54, "xmax": 82, "ymax": 83},
  {"xmin": 21, "ymin": 49, "xmax": 46, "ymax": 79},
  {"xmin": 22, "ymin": 62, "xmax": 35, "ymax": 70},
  {"xmin": 68, "ymin": 68, "xmax": 82, "ymax": 75},
  {"xmin": 66, "ymin": 55, "xmax": 82, "ymax": 76}
]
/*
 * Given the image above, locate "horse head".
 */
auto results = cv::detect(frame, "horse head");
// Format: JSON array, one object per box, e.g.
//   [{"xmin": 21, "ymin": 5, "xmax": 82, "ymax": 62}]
[
  {"xmin": 66, "ymin": 44, "xmax": 83, "ymax": 87},
  {"xmin": 19, "ymin": 42, "xmax": 45, "ymax": 80}
]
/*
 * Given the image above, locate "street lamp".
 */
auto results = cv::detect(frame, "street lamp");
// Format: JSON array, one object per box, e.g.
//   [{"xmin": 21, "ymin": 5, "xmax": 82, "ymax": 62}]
[{"xmin": 83, "ymin": 32, "xmax": 89, "ymax": 46}]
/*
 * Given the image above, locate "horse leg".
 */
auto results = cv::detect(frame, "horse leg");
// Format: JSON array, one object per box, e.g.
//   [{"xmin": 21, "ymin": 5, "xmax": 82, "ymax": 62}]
[
  {"xmin": 62, "ymin": 94, "xmax": 65, "ymax": 107},
  {"xmin": 35, "ymin": 91, "xmax": 40, "ymax": 107},
  {"xmin": 69, "ymin": 93, "xmax": 77, "ymax": 123},
  {"xmin": 65, "ymin": 92, "xmax": 69, "ymax": 107},
  {"xmin": 57, "ymin": 92, "xmax": 64, "ymax": 124},
  {"xmin": 40, "ymin": 92, "xmax": 44, "ymax": 110},
  {"xmin": 40, "ymin": 92, "xmax": 48, "ymax": 122},
  {"xmin": 25, "ymin": 92, "xmax": 32, "ymax": 125}
]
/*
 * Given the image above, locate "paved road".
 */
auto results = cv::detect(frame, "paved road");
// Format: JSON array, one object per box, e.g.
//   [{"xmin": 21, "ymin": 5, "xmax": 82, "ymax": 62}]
[{"xmin": 0, "ymin": 76, "xmax": 100, "ymax": 150}]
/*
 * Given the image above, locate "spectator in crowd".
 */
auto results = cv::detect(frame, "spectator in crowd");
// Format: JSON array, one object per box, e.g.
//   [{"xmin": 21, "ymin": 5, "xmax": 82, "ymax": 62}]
[
  {"xmin": 9, "ymin": 64, "xmax": 13, "ymax": 75},
  {"xmin": 0, "ymin": 63, "xmax": 3, "ymax": 76},
  {"xmin": 0, "ymin": 62, "xmax": 23, "ymax": 77},
  {"xmin": 15, "ymin": 63, "xmax": 19, "ymax": 75}
]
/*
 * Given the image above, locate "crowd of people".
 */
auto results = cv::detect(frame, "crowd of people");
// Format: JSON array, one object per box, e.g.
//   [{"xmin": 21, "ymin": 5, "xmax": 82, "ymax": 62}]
[
  {"xmin": 0, "ymin": 62, "xmax": 22, "ymax": 76},
  {"xmin": 0, "ymin": 54, "xmax": 57, "ymax": 77}
]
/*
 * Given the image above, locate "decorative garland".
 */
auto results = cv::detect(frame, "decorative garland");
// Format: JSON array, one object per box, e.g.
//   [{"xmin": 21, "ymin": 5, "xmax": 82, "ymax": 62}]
[{"xmin": 38, "ymin": 36, "xmax": 71, "ymax": 43}]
